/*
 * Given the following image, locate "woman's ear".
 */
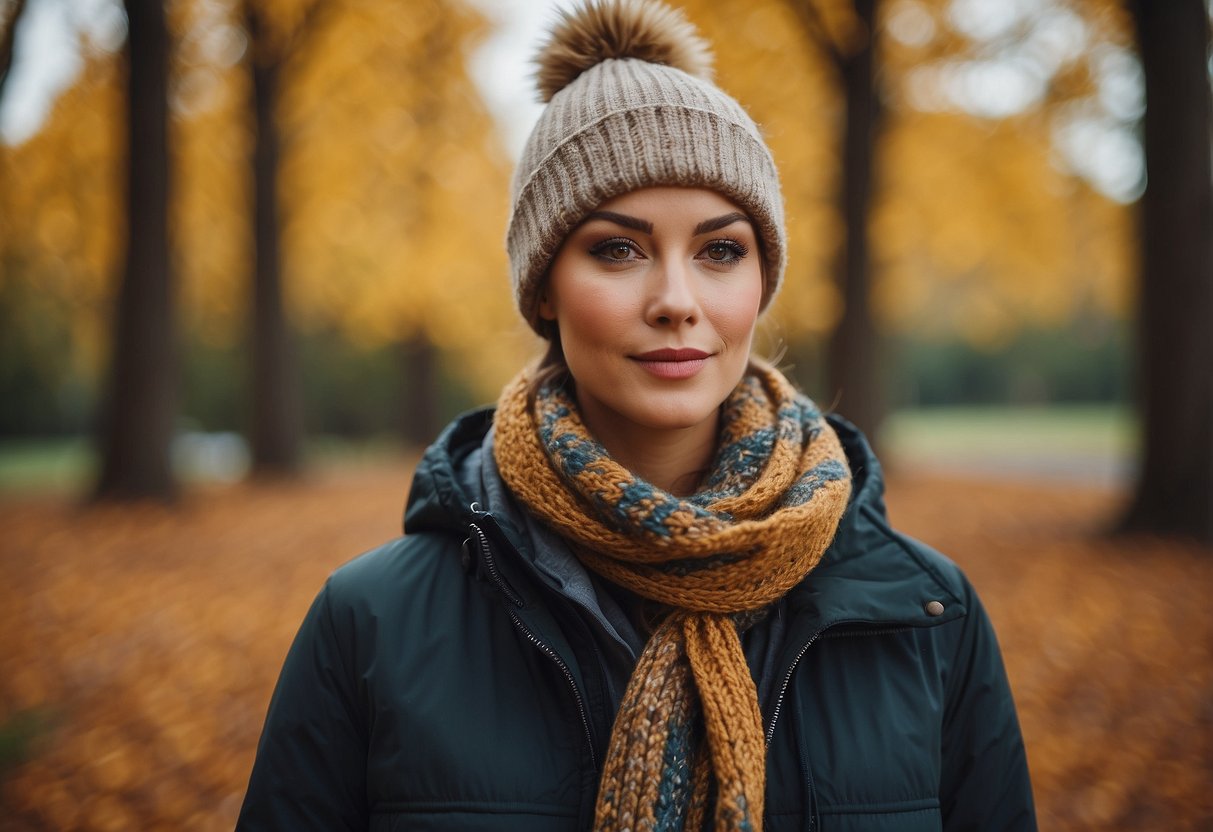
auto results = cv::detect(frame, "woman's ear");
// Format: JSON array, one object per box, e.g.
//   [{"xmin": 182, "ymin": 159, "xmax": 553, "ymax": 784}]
[{"xmin": 538, "ymin": 292, "xmax": 556, "ymax": 321}]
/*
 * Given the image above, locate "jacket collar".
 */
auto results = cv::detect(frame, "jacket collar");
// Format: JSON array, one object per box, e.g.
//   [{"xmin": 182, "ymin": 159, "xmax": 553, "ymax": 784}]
[{"xmin": 784, "ymin": 415, "xmax": 966, "ymax": 635}]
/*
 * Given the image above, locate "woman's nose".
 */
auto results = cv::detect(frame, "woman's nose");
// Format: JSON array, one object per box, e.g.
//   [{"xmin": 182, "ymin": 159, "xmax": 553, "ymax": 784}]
[{"xmin": 645, "ymin": 259, "xmax": 699, "ymax": 327}]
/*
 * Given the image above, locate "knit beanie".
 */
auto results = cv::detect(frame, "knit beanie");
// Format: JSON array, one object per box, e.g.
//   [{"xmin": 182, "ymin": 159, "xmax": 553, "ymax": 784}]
[{"xmin": 507, "ymin": 0, "xmax": 787, "ymax": 335}]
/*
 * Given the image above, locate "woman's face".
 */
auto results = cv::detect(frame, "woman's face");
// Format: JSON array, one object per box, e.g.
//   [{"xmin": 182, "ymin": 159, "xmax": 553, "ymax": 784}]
[{"xmin": 540, "ymin": 186, "xmax": 764, "ymax": 440}]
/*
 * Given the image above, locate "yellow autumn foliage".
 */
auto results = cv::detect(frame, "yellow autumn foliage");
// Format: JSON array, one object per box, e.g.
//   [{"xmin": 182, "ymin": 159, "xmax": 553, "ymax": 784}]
[
  {"xmin": 873, "ymin": 110, "xmax": 1133, "ymax": 348},
  {"xmin": 274, "ymin": 0, "xmax": 533, "ymax": 394},
  {"xmin": 1, "ymin": 0, "xmax": 532, "ymax": 403},
  {"xmin": 676, "ymin": 0, "xmax": 1133, "ymax": 350},
  {"xmin": 0, "ymin": 0, "xmax": 1136, "ymax": 413},
  {"xmin": 0, "ymin": 47, "xmax": 122, "ymax": 382}
]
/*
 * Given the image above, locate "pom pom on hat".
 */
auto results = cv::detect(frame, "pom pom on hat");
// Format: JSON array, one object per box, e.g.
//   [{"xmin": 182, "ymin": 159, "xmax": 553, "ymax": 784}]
[
  {"xmin": 535, "ymin": 0, "xmax": 713, "ymax": 102},
  {"xmin": 507, "ymin": 0, "xmax": 788, "ymax": 335}
]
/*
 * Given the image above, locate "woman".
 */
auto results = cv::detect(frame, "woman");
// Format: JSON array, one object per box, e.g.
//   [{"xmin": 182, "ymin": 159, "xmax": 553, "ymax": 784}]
[{"xmin": 237, "ymin": 1, "xmax": 1036, "ymax": 830}]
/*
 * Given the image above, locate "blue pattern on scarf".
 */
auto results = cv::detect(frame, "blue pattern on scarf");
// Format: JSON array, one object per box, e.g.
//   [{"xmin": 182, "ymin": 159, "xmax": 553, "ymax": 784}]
[
  {"xmin": 653, "ymin": 712, "xmax": 697, "ymax": 831},
  {"xmin": 534, "ymin": 373, "xmax": 841, "ymax": 540},
  {"xmin": 784, "ymin": 459, "xmax": 850, "ymax": 506}
]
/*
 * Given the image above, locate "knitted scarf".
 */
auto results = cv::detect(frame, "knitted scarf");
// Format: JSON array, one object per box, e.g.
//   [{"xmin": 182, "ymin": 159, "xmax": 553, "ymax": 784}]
[{"xmin": 493, "ymin": 362, "xmax": 852, "ymax": 832}]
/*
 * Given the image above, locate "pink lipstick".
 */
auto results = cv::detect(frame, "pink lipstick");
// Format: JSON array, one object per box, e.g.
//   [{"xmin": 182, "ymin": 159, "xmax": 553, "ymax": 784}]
[{"xmin": 632, "ymin": 348, "xmax": 711, "ymax": 380}]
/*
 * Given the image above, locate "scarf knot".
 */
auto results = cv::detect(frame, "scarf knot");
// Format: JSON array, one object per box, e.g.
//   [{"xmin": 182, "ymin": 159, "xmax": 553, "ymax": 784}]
[{"xmin": 495, "ymin": 362, "xmax": 851, "ymax": 831}]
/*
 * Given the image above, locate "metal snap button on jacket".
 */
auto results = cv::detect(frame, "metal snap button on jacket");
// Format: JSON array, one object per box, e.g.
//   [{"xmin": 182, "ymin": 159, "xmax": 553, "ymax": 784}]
[{"xmin": 925, "ymin": 600, "xmax": 945, "ymax": 616}]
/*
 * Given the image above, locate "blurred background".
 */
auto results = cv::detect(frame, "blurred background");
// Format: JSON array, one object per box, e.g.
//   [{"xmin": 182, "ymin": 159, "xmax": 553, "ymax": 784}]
[{"xmin": 0, "ymin": 0, "xmax": 1209, "ymax": 830}]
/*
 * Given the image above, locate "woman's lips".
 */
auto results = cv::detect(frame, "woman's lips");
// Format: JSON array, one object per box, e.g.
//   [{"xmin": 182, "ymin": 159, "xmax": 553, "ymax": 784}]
[{"xmin": 632, "ymin": 348, "xmax": 711, "ymax": 380}]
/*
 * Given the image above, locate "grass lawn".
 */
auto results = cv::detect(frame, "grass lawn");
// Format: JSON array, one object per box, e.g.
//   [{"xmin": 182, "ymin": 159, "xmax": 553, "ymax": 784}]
[
  {"xmin": 0, "ymin": 438, "xmax": 94, "ymax": 495},
  {"xmin": 879, "ymin": 404, "xmax": 1133, "ymax": 485},
  {"xmin": 0, "ymin": 434, "xmax": 410, "ymax": 497},
  {"xmin": 0, "ymin": 404, "xmax": 1133, "ymax": 496},
  {"xmin": 880, "ymin": 404, "xmax": 1134, "ymax": 456}
]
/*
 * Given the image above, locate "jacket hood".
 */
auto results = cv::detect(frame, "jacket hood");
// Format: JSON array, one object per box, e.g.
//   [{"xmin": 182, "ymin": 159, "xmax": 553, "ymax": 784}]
[{"xmin": 403, "ymin": 407, "xmax": 496, "ymax": 537}]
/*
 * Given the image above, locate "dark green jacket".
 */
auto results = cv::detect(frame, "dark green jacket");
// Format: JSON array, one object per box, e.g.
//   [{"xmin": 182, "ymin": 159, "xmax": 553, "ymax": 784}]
[{"xmin": 237, "ymin": 410, "xmax": 1036, "ymax": 831}]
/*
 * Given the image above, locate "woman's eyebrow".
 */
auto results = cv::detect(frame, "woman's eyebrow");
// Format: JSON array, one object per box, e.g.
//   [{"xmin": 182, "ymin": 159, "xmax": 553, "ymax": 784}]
[
  {"xmin": 693, "ymin": 212, "xmax": 750, "ymax": 235},
  {"xmin": 582, "ymin": 210, "xmax": 653, "ymax": 233},
  {"xmin": 580, "ymin": 210, "xmax": 750, "ymax": 236}
]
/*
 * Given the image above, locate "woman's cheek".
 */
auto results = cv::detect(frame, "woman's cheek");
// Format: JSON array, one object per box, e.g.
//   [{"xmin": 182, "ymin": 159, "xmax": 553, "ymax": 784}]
[{"xmin": 566, "ymin": 286, "xmax": 635, "ymax": 346}]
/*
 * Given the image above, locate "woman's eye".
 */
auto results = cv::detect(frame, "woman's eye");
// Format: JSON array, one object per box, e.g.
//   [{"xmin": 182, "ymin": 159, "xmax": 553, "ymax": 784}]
[
  {"xmin": 590, "ymin": 239, "xmax": 639, "ymax": 262},
  {"xmin": 702, "ymin": 240, "xmax": 748, "ymax": 263}
]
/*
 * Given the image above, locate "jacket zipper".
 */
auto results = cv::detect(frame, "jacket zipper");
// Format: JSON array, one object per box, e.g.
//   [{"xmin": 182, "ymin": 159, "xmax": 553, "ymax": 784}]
[
  {"xmin": 507, "ymin": 607, "xmax": 598, "ymax": 770},
  {"xmin": 765, "ymin": 631, "xmax": 822, "ymax": 747},
  {"xmin": 468, "ymin": 514, "xmax": 598, "ymax": 769},
  {"xmin": 765, "ymin": 623, "xmax": 914, "ymax": 746},
  {"xmin": 468, "ymin": 521, "xmax": 524, "ymax": 608}
]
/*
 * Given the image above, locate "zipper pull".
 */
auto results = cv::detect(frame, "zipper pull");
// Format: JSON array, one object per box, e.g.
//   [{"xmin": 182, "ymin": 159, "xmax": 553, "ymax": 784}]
[{"xmin": 465, "ymin": 516, "xmax": 525, "ymax": 608}]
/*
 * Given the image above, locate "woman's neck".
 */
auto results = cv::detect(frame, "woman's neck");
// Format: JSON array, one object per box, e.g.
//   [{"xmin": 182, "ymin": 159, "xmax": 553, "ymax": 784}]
[{"xmin": 580, "ymin": 408, "xmax": 720, "ymax": 497}]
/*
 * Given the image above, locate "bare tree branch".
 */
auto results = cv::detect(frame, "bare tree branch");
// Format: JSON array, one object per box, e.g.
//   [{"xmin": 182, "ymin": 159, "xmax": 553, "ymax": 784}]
[
  {"xmin": 287, "ymin": 0, "xmax": 345, "ymax": 60},
  {"xmin": 787, "ymin": 0, "xmax": 844, "ymax": 67},
  {"xmin": 242, "ymin": 0, "xmax": 345, "ymax": 69}
]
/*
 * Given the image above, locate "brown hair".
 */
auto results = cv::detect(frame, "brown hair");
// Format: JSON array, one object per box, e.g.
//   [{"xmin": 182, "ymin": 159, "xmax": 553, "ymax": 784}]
[{"xmin": 525, "ymin": 334, "xmax": 572, "ymax": 408}]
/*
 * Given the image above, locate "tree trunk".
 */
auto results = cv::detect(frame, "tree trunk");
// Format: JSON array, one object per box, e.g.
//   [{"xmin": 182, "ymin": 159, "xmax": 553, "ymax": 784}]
[
  {"xmin": 0, "ymin": 0, "xmax": 30, "ymax": 100},
  {"xmin": 399, "ymin": 333, "xmax": 439, "ymax": 447},
  {"xmin": 1118, "ymin": 1, "xmax": 1213, "ymax": 546},
  {"xmin": 825, "ymin": 0, "xmax": 884, "ymax": 445},
  {"xmin": 397, "ymin": 4, "xmax": 447, "ymax": 449},
  {"xmin": 246, "ymin": 7, "xmax": 303, "ymax": 477},
  {"xmin": 93, "ymin": 0, "xmax": 176, "ymax": 501}
]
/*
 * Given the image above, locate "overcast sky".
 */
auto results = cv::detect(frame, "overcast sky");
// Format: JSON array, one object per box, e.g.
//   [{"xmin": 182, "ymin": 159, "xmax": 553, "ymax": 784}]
[{"xmin": 466, "ymin": 0, "xmax": 582, "ymax": 157}]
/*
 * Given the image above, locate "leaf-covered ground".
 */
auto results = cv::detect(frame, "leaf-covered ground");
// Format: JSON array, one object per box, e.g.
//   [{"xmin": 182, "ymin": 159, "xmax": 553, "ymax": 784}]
[{"xmin": 1, "ymin": 462, "xmax": 1210, "ymax": 830}]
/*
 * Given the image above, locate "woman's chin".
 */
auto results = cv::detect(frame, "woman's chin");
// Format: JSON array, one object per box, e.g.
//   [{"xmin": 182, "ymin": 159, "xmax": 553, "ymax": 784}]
[{"xmin": 619, "ymin": 398, "xmax": 723, "ymax": 435}]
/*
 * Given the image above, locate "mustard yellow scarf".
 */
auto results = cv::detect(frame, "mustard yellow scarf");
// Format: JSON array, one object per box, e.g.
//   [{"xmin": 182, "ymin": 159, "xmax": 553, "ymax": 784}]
[{"xmin": 494, "ymin": 362, "xmax": 852, "ymax": 831}]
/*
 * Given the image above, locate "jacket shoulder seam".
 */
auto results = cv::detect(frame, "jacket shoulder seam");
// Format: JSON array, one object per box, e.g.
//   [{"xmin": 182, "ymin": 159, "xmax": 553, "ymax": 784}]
[{"xmin": 858, "ymin": 503, "xmax": 967, "ymax": 609}]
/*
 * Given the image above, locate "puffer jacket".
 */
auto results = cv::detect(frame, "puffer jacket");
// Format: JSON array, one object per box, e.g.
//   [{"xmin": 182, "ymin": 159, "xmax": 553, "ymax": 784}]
[{"xmin": 237, "ymin": 409, "xmax": 1036, "ymax": 832}]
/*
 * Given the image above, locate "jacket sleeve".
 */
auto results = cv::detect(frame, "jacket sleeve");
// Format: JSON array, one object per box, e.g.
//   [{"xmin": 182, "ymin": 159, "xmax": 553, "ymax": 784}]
[
  {"xmin": 236, "ymin": 581, "xmax": 369, "ymax": 831},
  {"xmin": 940, "ymin": 584, "xmax": 1037, "ymax": 832}
]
